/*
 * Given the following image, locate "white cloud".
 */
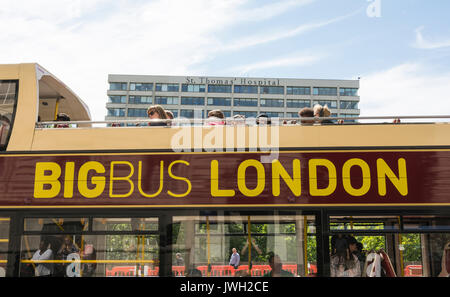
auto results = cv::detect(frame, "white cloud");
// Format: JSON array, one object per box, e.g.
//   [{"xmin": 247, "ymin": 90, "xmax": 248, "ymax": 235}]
[
  {"xmin": 0, "ymin": 0, "xmax": 344, "ymax": 121},
  {"xmin": 359, "ymin": 63, "xmax": 450, "ymax": 120},
  {"xmin": 413, "ymin": 26, "xmax": 450, "ymax": 50},
  {"xmin": 229, "ymin": 53, "xmax": 322, "ymax": 75}
]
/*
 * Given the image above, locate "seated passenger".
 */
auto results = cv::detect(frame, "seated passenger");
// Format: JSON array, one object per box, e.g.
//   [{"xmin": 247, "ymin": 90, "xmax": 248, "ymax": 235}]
[
  {"xmin": 256, "ymin": 114, "xmax": 271, "ymax": 125},
  {"xmin": 313, "ymin": 104, "xmax": 333, "ymax": 124},
  {"xmin": 147, "ymin": 105, "xmax": 168, "ymax": 126},
  {"xmin": 298, "ymin": 107, "xmax": 314, "ymax": 124},
  {"xmin": 232, "ymin": 114, "xmax": 246, "ymax": 126},
  {"xmin": 330, "ymin": 236, "xmax": 361, "ymax": 277},
  {"xmin": 54, "ymin": 113, "xmax": 71, "ymax": 128},
  {"xmin": 31, "ymin": 240, "xmax": 54, "ymax": 277},
  {"xmin": 263, "ymin": 252, "xmax": 294, "ymax": 277},
  {"xmin": 207, "ymin": 109, "xmax": 225, "ymax": 125},
  {"xmin": 165, "ymin": 111, "xmax": 174, "ymax": 126}
]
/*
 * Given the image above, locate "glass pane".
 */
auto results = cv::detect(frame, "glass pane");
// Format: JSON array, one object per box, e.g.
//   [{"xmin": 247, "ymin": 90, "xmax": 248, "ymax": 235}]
[
  {"xmin": 20, "ymin": 217, "xmax": 159, "ymax": 277},
  {"xmin": 24, "ymin": 218, "xmax": 88, "ymax": 232},
  {"xmin": 403, "ymin": 215, "xmax": 450, "ymax": 231},
  {"xmin": 93, "ymin": 218, "xmax": 158, "ymax": 232},
  {"xmin": 172, "ymin": 212, "xmax": 316, "ymax": 277},
  {"xmin": 330, "ymin": 216, "xmax": 400, "ymax": 231},
  {"xmin": 0, "ymin": 80, "xmax": 18, "ymax": 150},
  {"xmin": 0, "ymin": 218, "xmax": 10, "ymax": 277}
]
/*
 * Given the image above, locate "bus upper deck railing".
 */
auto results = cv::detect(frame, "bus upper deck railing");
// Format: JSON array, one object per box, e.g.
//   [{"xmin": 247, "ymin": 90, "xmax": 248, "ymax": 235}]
[{"xmin": 36, "ymin": 115, "xmax": 450, "ymax": 128}]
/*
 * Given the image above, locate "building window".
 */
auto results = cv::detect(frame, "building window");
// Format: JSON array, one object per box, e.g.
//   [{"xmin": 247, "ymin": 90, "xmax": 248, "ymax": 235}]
[
  {"xmin": 181, "ymin": 97, "xmax": 205, "ymax": 105},
  {"xmin": 107, "ymin": 108, "xmax": 126, "ymax": 117},
  {"xmin": 166, "ymin": 109, "xmax": 179, "ymax": 118},
  {"xmin": 207, "ymin": 85, "xmax": 232, "ymax": 93},
  {"xmin": 264, "ymin": 112, "xmax": 284, "ymax": 118},
  {"xmin": 108, "ymin": 95, "xmax": 127, "ymax": 104},
  {"xmin": 181, "ymin": 84, "xmax": 206, "ymax": 92},
  {"xmin": 109, "ymin": 82, "xmax": 127, "ymax": 91},
  {"xmin": 340, "ymin": 100, "xmax": 358, "ymax": 109},
  {"xmin": 233, "ymin": 98, "xmax": 258, "ymax": 107},
  {"xmin": 313, "ymin": 87, "xmax": 337, "ymax": 96},
  {"xmin": 180, "ymin": 109, "xmax": 204, "ymax": 118},
  {"xmin": 286, "ymin": 86, "xmax": 310, "ymax": 95},
  {"xmin": 286, "ymin": 99, "xmax": 310, "ymax": 108},
  {"xmin": 128, "ymin": 108, "xmax": 148, "ymax": 117},
  {"xmin": 261, "ymin": 86, "xmax": 284, "ymax": 95},
  {"xmin": 234, "ymin": 111, "xmax": 258, "ymax": 118},
  {"xmin": 234, "ymin": 85, "xmax": 258, "ymax": 94},
  {"xmin": 260, "ymin": 98, "xmax": 284, "ymax": 108},
  {"xmin": 286, "ymin": 112, "xmax": 299, "ymax": 118},
  {"xmin": 339, "ymin": 88, "xmax": 358, "ymax": 96},
  {"xmin": 207, "ymin": 97, "xmax": 231, "ymax": 106},
  {"xmin": 313, "ymin": 100, "xmax": 337, "ymax": 109},
  {"xmin": 155, "ymin": 96, "xmax": 179, "ymax": 105},
  {"xmin": 130, "ymin": 83, "xmax": 153, "ymax": 91},
  {"xmin": 129, "ymin": 96, "xmax": 153, "ymax": 104},
  {"xmin": 156, "ymin": 83, "xmax": 179, "ymax": 92}
]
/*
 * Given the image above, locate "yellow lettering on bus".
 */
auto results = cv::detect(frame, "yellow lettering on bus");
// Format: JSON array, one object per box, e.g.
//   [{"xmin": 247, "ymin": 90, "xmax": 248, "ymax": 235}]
[
  {"xmin": 110, "ymin": 161, "xmax": 135, "ymax": 198},
  {"xmin": 34, "ymin": 162, "xmax": 61, "ymax": 198},
  {"xmin": 167, "ymin": 160, "xmax": 192, "ymax": 198},
  {"xmin": 272, "ymin": 159, "xmax": 301, "ymax": 197},
  {"xmin": 210, "ymin": 160, "xmax": 236, "ymax": 197},
  {"xmin": 78, "ymin": 161, "xmax": 106, "ymax": 198},
  {"xmin": 377, "ymin": 158, "xmax": 408, "ymax": 196},
  {"xmin": 309, "ymin": 159, "xmax": 337, "ymax": 196},
  {"xmin": 63, "ymin": 162, "xmax": 75, "ymax": 198},
  {"xmin": 342, "ymin": 158, "xmax": 371, "ymax": 196},
  {"xmin": 237, "ymin": 159, "xmax": 265, "ymax": 197},
  {"xmin": 138, "ymin": 161, "xmax": 164, "ymax": 198}
]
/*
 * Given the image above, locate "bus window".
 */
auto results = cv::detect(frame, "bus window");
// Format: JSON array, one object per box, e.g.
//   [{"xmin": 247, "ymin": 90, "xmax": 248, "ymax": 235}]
[
  {"xmin": 0, "ymin": 218, "xmax": 10, "ymax": 277},
  {"xmin": 329, "ymin": 215, "xmax": 450, "ymax": 277},
  {"xmin": 0, "ymin": 80, "xmax": 18, "ymax": 151},
  {"xmin": 20, "ymin": 217, "xmax": 159, "ymax": 277},
  {"xmin": 172, "ymin": 211, "xmax": 317, "ymax": 277}
]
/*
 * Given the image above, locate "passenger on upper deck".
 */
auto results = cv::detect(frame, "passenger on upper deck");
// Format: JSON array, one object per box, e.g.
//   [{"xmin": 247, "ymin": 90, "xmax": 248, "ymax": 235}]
[
  {"xmin": 256, "ymin": 114, "xmax": 271, "ymax": 125},
  {"xmin": 147, "ymin": 105, "xmax": 168, "ymax": 126},
  {"xmin": 207, "ymin": 109, "xmax": 225, "ymax": 125},
  {"xmin": 313, "ymin": 104, "xmax": 333, "ymax": 125},
  {"xmin": 165, "ymin": 110, "xmax": 174, "ymax": 126},
  {"xmin": 298, "ymin": 107, "xmax": 314, "ymax": 125},
  {"xmin": 54, "ymin": 113, "xmax": 71, "ymax": 128},
  {"xmin": 232, "ymin": 114, "xmax": 246, "ymax": 126}
]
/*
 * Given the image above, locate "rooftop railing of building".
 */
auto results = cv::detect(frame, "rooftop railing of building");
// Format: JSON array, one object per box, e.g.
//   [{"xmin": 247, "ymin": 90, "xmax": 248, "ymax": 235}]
[{"xmin": 36, "ymin": 115, "xmax": 450, "ymax": 128}]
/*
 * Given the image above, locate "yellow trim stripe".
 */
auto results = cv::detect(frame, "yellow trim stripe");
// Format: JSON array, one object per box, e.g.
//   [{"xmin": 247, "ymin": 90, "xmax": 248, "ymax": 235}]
[
  {"xmin": 1, "ymin": 203, "xmax": 450, "ymax": 209},
  {"xmin": 2, "ymin": 148, "xmax": 450, "ymax": 157}
]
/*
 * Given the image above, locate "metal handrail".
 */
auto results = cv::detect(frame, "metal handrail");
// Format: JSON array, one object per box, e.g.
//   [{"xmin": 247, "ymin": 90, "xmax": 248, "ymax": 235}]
[{"xmin": 36, "ymin": 115, "xmax": 450, "ymax": 127}]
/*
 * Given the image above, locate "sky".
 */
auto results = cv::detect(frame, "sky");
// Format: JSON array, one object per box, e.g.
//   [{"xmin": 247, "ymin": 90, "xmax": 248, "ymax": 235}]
[{"xmin": 1, "ymin": 0, "xmax": 450, "ymax": 121}]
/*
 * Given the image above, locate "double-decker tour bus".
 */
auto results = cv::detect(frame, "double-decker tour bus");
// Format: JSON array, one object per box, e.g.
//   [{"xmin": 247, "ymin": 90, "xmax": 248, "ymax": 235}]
[{"xmin": 0, "ymin": 63, "xmax": 449, "ymax": 278}]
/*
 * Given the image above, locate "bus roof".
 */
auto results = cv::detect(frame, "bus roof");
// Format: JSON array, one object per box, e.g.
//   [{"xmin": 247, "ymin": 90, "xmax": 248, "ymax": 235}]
[{"xmin": 2, "ymin": 63, "xmax": 450, "ymax": 152}]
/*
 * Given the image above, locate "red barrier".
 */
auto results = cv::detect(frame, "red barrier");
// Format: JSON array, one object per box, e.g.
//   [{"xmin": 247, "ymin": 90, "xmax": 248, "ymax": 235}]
[{"xmin": 404, "ymin": 265, "xmax": 423, "ymax": 277}]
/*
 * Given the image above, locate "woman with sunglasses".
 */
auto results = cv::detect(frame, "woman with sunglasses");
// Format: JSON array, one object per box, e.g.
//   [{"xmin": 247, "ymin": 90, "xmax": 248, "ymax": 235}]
[{"xmin": 147, "ymin": 105, "xmax": 168, "ymax": 126}]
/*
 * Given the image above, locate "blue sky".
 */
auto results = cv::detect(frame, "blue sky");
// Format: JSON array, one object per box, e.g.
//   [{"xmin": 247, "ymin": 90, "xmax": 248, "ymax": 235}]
[{"xmin": 1, "ymin": 0, "xmax": 450, "ymax": 120}]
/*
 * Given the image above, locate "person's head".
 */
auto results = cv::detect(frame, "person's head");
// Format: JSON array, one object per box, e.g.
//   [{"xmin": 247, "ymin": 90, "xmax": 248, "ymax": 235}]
[
  {"xmin": 347, "ymin": 237, "xmax": 358, "ymax": 253},
  {"xmin": 268, "ymin": 252, "xmax": 282, "ymax": 272},
  {"xmin": 232, "ymin": 248, "xmax": 237, "ymax": 254},
  {"xmin": 256, "ymin": 114, "xmax": 271, "ymax": 125},
  {"xmin": 298, "ymin": 107, "xmax": 314, "ymax": 124},
  {"xmin": 56, "ymin": 113, "xmax": 70, "ymax": 122},
  {"xmin": 165, "ymin": 110, "xmax": 174, "ymax": 119},
  {"xmin": 208, "ymin": 109, "xmax": 225, "ymax": 119},
  {"xmin": 147, "ymin": 105, "xmax": 168, "ymax": 120},
  {"xmin": 176, "ymin": 253, "xmax": 181, "ymax": 258},
  {"xmin": 64, "ymin": 235, "xmax": 73, "ymax": 246},
  {"xmin": 39, "ymin": 240, "xmax": 47, "ymax": 250}
]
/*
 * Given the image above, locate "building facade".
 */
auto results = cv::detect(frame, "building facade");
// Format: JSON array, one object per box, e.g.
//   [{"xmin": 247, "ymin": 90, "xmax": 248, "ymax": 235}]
[{"xmin": 106, "ymin": 75, "xmax": 360, "ymax": 121}]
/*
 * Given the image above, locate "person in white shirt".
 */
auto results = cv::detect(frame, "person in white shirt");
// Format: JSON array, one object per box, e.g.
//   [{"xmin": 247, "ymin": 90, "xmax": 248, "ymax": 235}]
[{"xmin": 31, "ymin": 241, "xmax": 54, "ymax": 277}]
